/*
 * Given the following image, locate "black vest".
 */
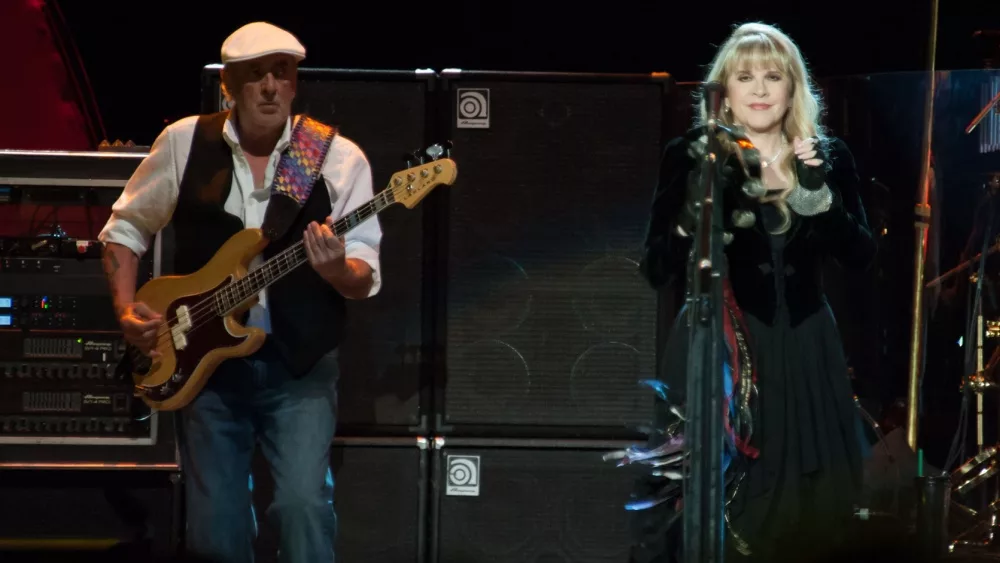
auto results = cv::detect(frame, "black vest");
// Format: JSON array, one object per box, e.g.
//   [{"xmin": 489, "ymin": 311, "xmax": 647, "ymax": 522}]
[{"xmin": 171, "ymin": 111, "xmax": 346, "ymax": 377}]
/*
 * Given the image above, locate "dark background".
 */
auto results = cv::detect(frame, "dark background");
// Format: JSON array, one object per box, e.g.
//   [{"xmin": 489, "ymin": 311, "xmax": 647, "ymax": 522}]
[{"xmin": 50, "ymin": 0, "xmax": 995, "ymax": 146}]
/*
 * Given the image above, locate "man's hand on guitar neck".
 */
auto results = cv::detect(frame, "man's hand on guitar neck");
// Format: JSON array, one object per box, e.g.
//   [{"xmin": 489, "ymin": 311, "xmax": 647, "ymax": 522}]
[{"xmin": 303, "ymin": 217, "xmax": 374, "ymax": 300}]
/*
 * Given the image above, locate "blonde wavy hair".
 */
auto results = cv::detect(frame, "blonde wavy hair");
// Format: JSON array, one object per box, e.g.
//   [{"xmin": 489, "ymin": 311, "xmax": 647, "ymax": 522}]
[{"xmin": 697, "ymin": 22, "xmax": 827, "ymax": 233}]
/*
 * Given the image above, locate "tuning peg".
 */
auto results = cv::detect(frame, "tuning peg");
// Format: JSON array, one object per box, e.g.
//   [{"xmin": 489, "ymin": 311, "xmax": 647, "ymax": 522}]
[
  {"xmin": 425, "ymin": 144, "xmax": 443, "ymax": 161},
  {"xmin": 425, "ymin": 141, "xmax": 454, "ymax": 161},
  {"xmin": 403, "ymin": 151, "xmax": 425, "ymax": 167}
]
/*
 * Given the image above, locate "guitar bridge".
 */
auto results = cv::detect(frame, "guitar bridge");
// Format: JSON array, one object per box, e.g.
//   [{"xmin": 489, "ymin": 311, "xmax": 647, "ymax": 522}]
[{"xmin": 170, "ymin": 304, "xmax": 193, "ymax": 350}]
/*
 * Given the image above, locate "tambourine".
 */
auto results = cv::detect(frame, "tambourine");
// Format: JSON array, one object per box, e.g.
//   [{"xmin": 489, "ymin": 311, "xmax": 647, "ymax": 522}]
[{"xmin": 715, "ymin": 124, "xmax": 765, "ymax": 231}]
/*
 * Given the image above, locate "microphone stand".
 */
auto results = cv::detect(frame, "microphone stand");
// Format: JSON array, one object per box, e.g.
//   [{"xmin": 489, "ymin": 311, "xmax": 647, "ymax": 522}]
[{"xmin": 683, "ymin": 82, "xmax": 727, "ymax": 563}]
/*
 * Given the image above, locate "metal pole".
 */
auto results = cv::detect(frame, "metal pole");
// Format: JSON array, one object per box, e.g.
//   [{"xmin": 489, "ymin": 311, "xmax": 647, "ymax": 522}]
[
  {"xmin": 683, "ymin": 122, "xmax": 727, "ymax": 563},
  {"xmin": 906, "ymin": 0, "xmax": 940, "ymax": 451}
]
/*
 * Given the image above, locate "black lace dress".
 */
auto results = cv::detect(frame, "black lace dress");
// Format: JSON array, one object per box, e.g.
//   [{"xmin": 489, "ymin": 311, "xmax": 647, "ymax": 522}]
[
  {"xmin": 727, "ymin": 204, "xmax": 869, "ymax": 560},
  {"xmin": 627, "ymin": 131, "xmax": 875, "ymax": 563}
]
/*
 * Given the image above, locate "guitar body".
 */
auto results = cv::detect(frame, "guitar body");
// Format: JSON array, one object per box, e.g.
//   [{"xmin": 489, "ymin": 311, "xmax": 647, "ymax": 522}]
[
  {"xmin": 132, "ymin": 228, "xmax": 269, "ymax": 411},
  {"xmin": 125, "ymin": 151, "xmax": 458, "ymax": 411}
]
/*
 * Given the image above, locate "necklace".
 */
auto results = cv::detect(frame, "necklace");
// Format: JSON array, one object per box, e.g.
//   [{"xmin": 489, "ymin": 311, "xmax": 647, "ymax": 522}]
[{"xmin": 761, "ymin": 144, "xmax": 786, "ymax": 168}]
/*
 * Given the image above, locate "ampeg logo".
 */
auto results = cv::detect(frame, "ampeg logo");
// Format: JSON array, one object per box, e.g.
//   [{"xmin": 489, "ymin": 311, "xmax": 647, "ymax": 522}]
[
  {"xmin": 456, "ymin": 88, "xmax": 490, "ymax": 129},
  {"xmin": 446, "ymin": 454, "xmax": 481, "ymax": 496}
]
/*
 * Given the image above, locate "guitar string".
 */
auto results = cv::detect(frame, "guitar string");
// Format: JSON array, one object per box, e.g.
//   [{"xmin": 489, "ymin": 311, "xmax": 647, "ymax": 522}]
[
  {"xmin": 125, "ymin": 194, "xmax": 386, "ymax": 370},
  {"xmin": 125, "ymin": 237, "xmax": 309, "ymax": 368},
  {"xmin": 129, "ymin": 189, "xmax": 388, "ymax": 363},
  {"xmin": 126, "ymin": 173, "xmax": 425, "ymax": 366},
  {"xmin": 131, "ymin": 160, "xmax": 452, "ymax": 370},
  {"xmin": 154, "ymin": 186, "xmax": 392, "ymax": 331},
  {"xmin": 126, "ymin": 240, "xmax": 310, "ymax": 367}
]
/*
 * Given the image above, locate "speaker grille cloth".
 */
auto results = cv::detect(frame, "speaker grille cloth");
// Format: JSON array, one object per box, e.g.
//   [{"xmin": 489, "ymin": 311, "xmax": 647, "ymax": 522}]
[
  {"xmin": 435, "ymin": 446, "xmax": 640, "ymax": 562},
  {"xmin": 444, "ymin": 80, "xmax": 662, "ymax": 430}
]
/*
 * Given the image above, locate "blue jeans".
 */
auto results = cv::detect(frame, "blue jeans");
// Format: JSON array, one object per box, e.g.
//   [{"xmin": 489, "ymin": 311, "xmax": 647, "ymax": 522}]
[{"xmin": 178, "ymin": 343, "xmax": 339, "ymax": 563}]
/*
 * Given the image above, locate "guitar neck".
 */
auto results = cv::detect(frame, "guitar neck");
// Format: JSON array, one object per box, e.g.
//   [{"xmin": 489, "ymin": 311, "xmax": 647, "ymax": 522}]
[{"xmin": 216, "ymin": 188, "xmax": 395, "ymax": 314}]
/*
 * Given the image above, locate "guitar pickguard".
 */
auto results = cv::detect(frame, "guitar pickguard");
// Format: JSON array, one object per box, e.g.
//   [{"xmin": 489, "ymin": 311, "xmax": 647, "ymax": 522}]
[
  {"xmin": 142, "ymin": 365, "xmax": 190, "ymax": 403},
  {"xmin": 138, "ymin": 278, "xmax": 248, "ymax": 402}
]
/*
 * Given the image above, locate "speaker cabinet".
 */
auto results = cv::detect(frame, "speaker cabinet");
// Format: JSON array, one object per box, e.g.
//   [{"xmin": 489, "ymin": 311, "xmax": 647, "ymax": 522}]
[
  {"xmin": 433, "ymin": 71, "xmax": 673, "ymax": 438},
  {"xmin": 200, "ymin": 67, "xmax": 435, "ymax": 435},
  {"xmin": 250, "ymin": 438, "xmax": 428, "ymax": 563},
  {"xmin": 429, "ymin": 439, "xmax": 641, "ymax": 563}
]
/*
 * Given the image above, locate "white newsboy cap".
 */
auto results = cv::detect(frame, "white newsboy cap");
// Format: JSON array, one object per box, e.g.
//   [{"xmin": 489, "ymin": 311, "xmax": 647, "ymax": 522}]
[{"xmin": 220, "ymin": 22, "xmax": 306, "ymax": 64}]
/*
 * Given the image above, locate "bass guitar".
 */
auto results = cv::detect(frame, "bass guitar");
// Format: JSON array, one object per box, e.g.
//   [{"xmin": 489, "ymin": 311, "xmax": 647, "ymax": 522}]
[{"xmin": 125, "ymin": 147, "xmax": 457, "ymax": 411}]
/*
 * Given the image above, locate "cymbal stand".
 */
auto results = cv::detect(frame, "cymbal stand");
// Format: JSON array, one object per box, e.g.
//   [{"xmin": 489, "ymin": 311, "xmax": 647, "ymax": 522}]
[
  {"xmin": 949, "ymin": 317, "xmax": 1000, "ymax": 550},
  {"xmin": 950, "ymin": 204, "xmax": 1000, "ymax": 552}
]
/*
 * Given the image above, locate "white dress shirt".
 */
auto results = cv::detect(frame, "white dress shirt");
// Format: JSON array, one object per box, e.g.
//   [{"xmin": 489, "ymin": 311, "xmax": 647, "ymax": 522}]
[{"xmin": 98, "ymin": 113, "xmax": 383, "ymax": 332}]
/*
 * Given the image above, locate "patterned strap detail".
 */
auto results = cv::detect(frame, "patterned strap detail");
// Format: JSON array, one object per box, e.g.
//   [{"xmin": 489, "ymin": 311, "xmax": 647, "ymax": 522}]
[
  {"xmin": 723, "ymin": 276, "xmax": 759, "ymax": 459},
  {"xmin": 271, "ymin": 115, "xmax": 337, "ymax": 206}
]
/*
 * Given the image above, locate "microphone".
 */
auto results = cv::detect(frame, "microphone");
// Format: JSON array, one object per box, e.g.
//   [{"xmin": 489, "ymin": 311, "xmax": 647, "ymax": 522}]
[{"xmin": 703, "ymin": 81, "xmax": 726, "ymax": 127}]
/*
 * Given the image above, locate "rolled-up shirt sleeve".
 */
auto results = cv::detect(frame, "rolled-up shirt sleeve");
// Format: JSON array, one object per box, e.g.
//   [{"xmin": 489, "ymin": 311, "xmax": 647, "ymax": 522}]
[
  {"xmin": 328, "ymin": 143, "xmax": 383, "ymax": 298},
  {"xmin": 98, "ymin": 124, "xmax": 180, "ymax": 258}
]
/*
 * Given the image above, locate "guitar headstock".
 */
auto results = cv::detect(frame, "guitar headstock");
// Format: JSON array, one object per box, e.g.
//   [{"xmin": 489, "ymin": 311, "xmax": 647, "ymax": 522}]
[{"xmin": 389, "ymin": 143, "xmax": 458, "ymax": 209}]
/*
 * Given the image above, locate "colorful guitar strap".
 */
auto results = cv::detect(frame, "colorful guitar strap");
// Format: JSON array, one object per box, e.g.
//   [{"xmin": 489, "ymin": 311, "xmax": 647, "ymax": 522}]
[{"xmin": 260, "ymin": 115, "xmax": 337, "ymax": 241}]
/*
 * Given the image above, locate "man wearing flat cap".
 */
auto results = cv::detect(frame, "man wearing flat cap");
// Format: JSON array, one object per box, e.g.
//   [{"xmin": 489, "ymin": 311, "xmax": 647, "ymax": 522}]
[{"xmin": 99, "ymin": 21, "xmax": 382, "ymax": 562}]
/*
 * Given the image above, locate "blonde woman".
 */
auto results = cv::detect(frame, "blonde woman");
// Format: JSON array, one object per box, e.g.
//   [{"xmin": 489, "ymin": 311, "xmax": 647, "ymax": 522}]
[{"xmin": 628, "ymin": 22, "xmax": 876, "ymax": 562}]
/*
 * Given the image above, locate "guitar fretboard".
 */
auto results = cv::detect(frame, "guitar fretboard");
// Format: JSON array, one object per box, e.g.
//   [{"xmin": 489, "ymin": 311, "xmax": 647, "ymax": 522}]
[{"xmin": 213, "ymin": 188, "xmax": 396, "ymax": 315}]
